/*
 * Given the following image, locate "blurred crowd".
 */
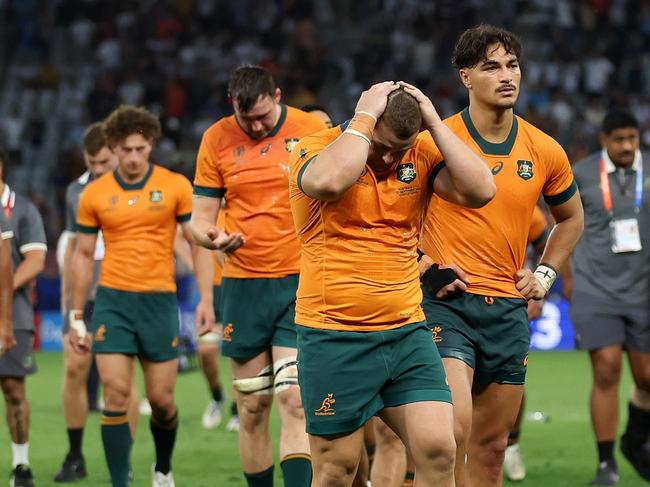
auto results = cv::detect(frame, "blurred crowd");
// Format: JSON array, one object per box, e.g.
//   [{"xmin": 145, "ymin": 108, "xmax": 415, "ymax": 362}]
[{"xmin": 1, "ymin": 0, "xmax": 650, "ymax": 254}]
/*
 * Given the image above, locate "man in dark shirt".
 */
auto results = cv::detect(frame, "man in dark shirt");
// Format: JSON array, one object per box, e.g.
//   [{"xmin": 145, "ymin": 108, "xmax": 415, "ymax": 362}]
[{"xmin": 570, "ymin": 109, "xmax": 650, "ymax": 484}]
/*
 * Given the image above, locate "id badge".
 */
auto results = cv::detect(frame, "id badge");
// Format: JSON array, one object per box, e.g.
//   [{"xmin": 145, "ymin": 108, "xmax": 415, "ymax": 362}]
[{"xmin": 610, "ymin": 218, "xmax": 642, "ymax": 253}]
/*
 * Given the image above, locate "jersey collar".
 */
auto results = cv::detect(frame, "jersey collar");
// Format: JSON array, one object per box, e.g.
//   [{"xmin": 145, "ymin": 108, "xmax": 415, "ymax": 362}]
[
  {"xmin": 266, "ymin": 104, "xmax": 287, "ymax": 138},
  {"xmin": 461, "ymin": 107, "xmax": 518, "ymax": 156},
  {"xmin": 113, "ymin": 163, "xmax": 154, "ymax": 190}
]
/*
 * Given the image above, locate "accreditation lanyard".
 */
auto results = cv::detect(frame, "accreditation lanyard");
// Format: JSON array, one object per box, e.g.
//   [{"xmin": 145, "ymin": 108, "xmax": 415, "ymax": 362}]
[
  {"xmin": 1, "ymin": 185, "xmax": 14, "ymax": 218},
  {"xmin": 599, "ymin": 156, "xmax": 643, "ymax": 216}
]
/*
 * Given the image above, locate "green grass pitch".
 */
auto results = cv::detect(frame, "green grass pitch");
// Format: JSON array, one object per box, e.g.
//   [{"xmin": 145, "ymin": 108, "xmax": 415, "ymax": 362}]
[{"xmin": 0, "ymin": 351, "xmax": 645, "ymax": 486}]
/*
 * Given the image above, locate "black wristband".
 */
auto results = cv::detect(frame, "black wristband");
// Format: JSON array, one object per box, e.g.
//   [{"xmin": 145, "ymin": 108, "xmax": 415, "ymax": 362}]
[{"xmin": 421, "ymin": 264, "xmax": 458, "ymax": 295}]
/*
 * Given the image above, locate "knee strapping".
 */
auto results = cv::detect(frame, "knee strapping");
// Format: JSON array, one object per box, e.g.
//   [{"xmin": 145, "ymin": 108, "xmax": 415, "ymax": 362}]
[
  {"xmin": 232, "ymin": 365, "xmax": 274, "ymax": 395},
  {"xmin": 273, "ymin": 356, "xmax": 298, "ymax": 394}
]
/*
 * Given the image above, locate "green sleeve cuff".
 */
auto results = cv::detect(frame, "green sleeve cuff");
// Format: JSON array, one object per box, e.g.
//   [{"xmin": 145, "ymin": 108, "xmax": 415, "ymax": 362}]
[
  {"xmin": 544, "ymin": 179, "xmax": 578, "ymax": 206},
  {"xmin": 428, "ymin": 161, "xmax": 447, "ymax": 190},
  {"xmin": 193, "ymin": 185, "xmax": 226, "ymax": 198},
  {"xmin": 76, "ymin": 223, "xmax": 99, "ymax": 234},
  {"xmin": 531, "ymin": 227, "xmax": 550, "ymax": 248},
  {"xmin": 176, "ymin": 212, "xmax": 191, "ymax": 223},
  {"xmin": 297, "ymin": 156, "xmax": 317, "ymax": 193}
]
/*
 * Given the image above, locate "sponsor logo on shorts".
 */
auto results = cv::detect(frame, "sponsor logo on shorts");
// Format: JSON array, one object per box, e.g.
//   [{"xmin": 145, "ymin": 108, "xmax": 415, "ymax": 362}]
[
  {"xmin": 149, "ymin": 190, "xmax": 163, "ymax": 203},
  {"xmin": 523, "ymin": 354, "xmax": 529, "ymax": 366},
  {"xmin": 95, "ymin": 324, "xmax": 106, "ymax": 342},
  {"xmin": 396, "ymin": 162, "xmax": 416, "ymax": 184},
  {"xmin": 22, "ymin": 354, "xmax": 34, "ymax": 369},
  {"xmin": 285, "ymin": 138, "xmax": 300, "ymax": 153},
  {"xmin": 171, "ymin": 337, "xmax": 178, "ymax": 348},
  {"xmin": 223, "ymin": 323, "xmax": 233, "ymax": 342},
  {"xmin": 517, "ymin": 160, "xmax": 534, "ymax": 180},
  {"xmin": 315, "ymin": 393, "xmax": 336, "ymax": 416},
  {"xmin": 431, "ymin": 326, "xmax": 443, "ymax": 343}
]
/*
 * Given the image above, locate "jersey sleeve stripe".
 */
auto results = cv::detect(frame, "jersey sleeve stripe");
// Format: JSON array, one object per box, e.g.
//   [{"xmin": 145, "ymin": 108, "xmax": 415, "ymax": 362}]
[
  {"xmin": 77, "ymin": 223, "xmax": 100, "ymax": 234},
  {"xmin": 428, "ymin": 161, "xmax": 447, "ymax": 190},
  {"xmin": 193, "ymin": 185, "xmax": 226, "ymax": 198},
  {"xmin": 544, "ymin": 179, "xmax": 578, "ymax": 206},
  {"xmin": 19, "ymin": 242, "xmax": 48, "ymax": 254},
  {"xmin": 297, "ymin": 156, "xmax": 317, "ymax": 193},
  {"xmin": 176, "ymin": 212, "xmax": 191, "ymax": 223}
]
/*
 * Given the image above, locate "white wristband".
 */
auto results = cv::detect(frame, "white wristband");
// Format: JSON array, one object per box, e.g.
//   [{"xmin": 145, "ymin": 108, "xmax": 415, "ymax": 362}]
[
  {"xmin": 344, "ymin": 129, "xmax": 371, "ymax": 144},
  {"xmin": 533, "ymin": 264, "xmax": 557, "ymax": 293},
  {"xmin": 355, "ymin": 111, "xmax": 377, "ymax": 122},
  {"xmin": 68, "ymin": 309, "xmax": 87, "ymax": 339}
]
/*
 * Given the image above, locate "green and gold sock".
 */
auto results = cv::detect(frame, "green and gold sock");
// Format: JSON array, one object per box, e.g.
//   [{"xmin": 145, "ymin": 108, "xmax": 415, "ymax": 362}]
[
  {"xmin": 281, "ymin": 454, "xmax": 312, "ymax": 487},
  {"xmin": 150, "ymin": 409, "xmax": 178, "ymax": 474},
  {"xmin": 101, "ymin": 411, "xmax": 131, "ymax": 487},
  {"xmin": 244, "ymin": 465, "xmax": 274, "ymax": 487}
]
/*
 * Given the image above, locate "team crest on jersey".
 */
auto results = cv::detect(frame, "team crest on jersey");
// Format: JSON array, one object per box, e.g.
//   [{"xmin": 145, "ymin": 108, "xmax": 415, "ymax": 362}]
[
  {"xmin": 517, "ymin": 160, "xmax": 534, "ymax": 180},
  {"xmin": 149, "ymin": 190, "xmax": 163, "ymax": 203},
  {"xmin": 285, "ymin": 138, "xmax": 300, "ymax": 153},
  {"xmin": 396, "ymin": 162, "xmax": 416, "ymax": 184}
]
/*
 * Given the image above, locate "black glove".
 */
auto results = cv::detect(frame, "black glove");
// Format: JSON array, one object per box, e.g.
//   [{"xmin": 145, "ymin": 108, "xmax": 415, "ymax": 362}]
[{"xmin": 421, "ymin": 264, "xmax": 458, "ymax": 296}]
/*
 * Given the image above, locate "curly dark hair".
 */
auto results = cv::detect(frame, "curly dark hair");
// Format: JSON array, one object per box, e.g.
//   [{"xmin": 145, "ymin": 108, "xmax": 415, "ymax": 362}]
[
  {"xmin": 103, "ymin": 105, "xmax": 161, "ymax": 147},
  {"xmin": 452, "ymin": 24, "xmax": 522, "ymax": 69}
]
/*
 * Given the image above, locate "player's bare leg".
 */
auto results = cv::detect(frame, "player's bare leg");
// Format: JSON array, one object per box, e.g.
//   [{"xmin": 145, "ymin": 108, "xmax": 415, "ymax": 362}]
[
  {"xmin": 272, "ymin": 345, "xmax": 311, "ymax": 485},
  {"xmin": 232, "ymin": 351, "xmax": 275, "ymax": 478},
  {"xmin": 468, "ymin": 382, "xmax": 523, "ymax": 487},
  {"xmin": 97, "ymin": 354, "xmax": 136, "ymax": 487},
  {"xmin": 621, "ymin": 351, "xmax": 650, "ymax": 480},
  {"xmin": 198, "ymin": 341, "xmax": 225, "ymax": 429},
  {"xmin": 58, "ymin": 338, "xmax": 139, "ymax": 482},
  {"xmin": 309, "ymin": 426, "xmax": 365, "ymax": 487},
  {"xmin": 62, "ymin": 337, "xmax": 92, "ymax": 430},
  {"xmin": 503, "ymin": 392, "xmax": 526, "ymax": 481},
  {"xmin": 141, "ymin": 358, "xmax": 179, "ymax": 486},
  {"xmin": 586, "ymin": 345, "xmax": 622, "ymax": 483},
  {"xmin": 443, "ymin": 357, "xmax": 474, "ymax": 487},
  {"xmin": 1, "ymin": 376, "xmax": 34, "ymax": 486},
  {"xmin": 351, "ymin": 446, "xmax": 369, "ymax": 487},
  {"xmin": 380, "ymin": 401, "xmax": 456, "ymax": 487},
  {"xmin": 364, "ymin": 420, "xmax": 376, "ymax": 468},
  {"xmin": 371, "ymin": 417, "xmax": 406, "ymax": 486}
]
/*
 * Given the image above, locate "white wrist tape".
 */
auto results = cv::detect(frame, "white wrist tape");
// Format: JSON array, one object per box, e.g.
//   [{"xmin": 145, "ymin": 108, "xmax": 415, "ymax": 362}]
[
  {"xmin": 533, "ymin": 264, "xmax": 557, "ymax": 293},
  {"xmin": 344, "ymin": 128, "xmax": 371, "ymax": 144},
  {"xmin": 68, "ymin": 309, "xmax": 87, "ymax": 339},
  {"xmin": 355, "ymin": 111, "xmax": 377, "ymax": 122}
]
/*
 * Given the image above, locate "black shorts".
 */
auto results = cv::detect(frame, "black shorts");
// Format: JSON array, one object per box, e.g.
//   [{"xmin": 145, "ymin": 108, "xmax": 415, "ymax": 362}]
[
  {"xmin": 0, "ymin": 330, "xmax": 37, "ymax": 377},
  {"xmin": 571, "ymin": 291, "xmax": 650, "ymax": 352}
]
